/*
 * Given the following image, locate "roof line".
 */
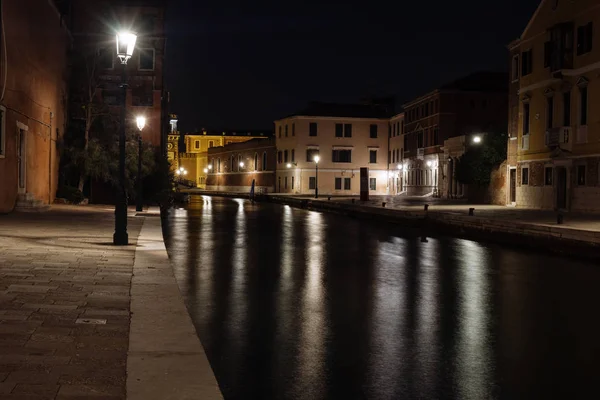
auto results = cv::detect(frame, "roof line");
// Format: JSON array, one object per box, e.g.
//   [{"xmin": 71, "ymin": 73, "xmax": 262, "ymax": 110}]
[{"xmin": 521, "ymin": 0, "xmax": 547, "ymax": 39}]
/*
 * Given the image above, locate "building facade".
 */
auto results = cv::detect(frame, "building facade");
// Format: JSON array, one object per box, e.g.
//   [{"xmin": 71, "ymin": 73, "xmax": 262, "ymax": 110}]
[
  {"xmin": 388, "ymin": 113, "xmax": 405, "ymax": 195},
  {"xmin": 508, "ymin": 0, "xmax": 600, "ymax": 211},
  {"xmin": 206, "ymin": 138, "xmax": 276, "ymax": 193},
  {"xmin": 70, "ymin": 0, "xmax": 167, "ymax": 148},
  {"xmin": 168, "ymin": 129, "xmax": 270, "ymax": 188},
  {"xmin": 274, "ymin": 102, "xmax": 393, "ymax": 195},
  {"xmin": 0, "ymin": 0, "xmax": 71, "ymax": 213},
  {"xmin": 401, "ymin": 72, "xmax": 508, "ymax": 197}
]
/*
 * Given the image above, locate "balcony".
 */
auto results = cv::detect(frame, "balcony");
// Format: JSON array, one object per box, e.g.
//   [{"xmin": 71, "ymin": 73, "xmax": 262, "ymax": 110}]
[{"xmin": 545, "ymin": 127, "xmax": 572, "ymax": 152}]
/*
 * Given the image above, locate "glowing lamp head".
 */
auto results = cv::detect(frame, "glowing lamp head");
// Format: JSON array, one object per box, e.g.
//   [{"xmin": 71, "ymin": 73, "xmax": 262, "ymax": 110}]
[
  {"xmin": 397, "ymin": 164, "xmax": 403, "ymax": 170},
  {"xmin": 208, "ymin": 164, "xmax": 213, "ymax": 170},
  {"xmin": 313, "ymin": 155, "xmax": 320, "ymax": 163},
  {"xmin": 473, "ymin": 135, "xmax": 482, "ymax": 144},
  {"xmin": 286, "ymin": 163, "xmax": 292, "ymax": 169},
  {"xmin": 136, "ymin": 116, "xmax": 146, "ymax": 132},
  {"xmin": 203, "ymin": 168, "xmax": 208, "ymax": 173},
  {"xmin": 176, "ymin": 170, "xmax": 181, "ymax": 175},
  {"xmin": 116, "ymin": 31, "xmax": 137, "ymax": 64},
  {"xmin": 427, "ymin": 161, "xmax": 432, "ymax": 167},
  {"xmin": 239, "ymin": 162, "xmax": 244, "ymax": 168}
]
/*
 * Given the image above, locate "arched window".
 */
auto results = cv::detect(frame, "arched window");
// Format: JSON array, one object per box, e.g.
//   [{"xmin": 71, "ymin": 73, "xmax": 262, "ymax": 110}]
[
  {"xmin": 254, "ymin": 153, "xmax": 258, "ymax": 171},
  {"xmin": 230, "ymin": 155, "xmax": 234, "ymax": 172},
  {"xmin": 217, "ymin": 158, "xmax": 221, "ymax": 172},
  {"xmin": 211, "ymin": 158, "xmax": 215, "ymax": 172},
  {"xmin": 262, "ymin": 152, "xmax": 267, "ymax": 171}
]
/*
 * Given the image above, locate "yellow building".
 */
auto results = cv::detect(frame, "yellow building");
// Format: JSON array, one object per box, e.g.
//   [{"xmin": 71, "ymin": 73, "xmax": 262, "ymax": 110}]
[
  {"xmin": 167, "ymin": 129, "xmax": 270, "ymax": 188},
  {"xmin": 508, "ymin": 0, "xmax": 600, "ymax": 211}
]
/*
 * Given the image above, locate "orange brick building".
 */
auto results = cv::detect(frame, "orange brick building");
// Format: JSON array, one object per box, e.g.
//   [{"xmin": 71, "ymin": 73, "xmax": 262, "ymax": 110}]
[{"xmin": 0, "ymin": 0, "xmax": 71, "ymax": 212}]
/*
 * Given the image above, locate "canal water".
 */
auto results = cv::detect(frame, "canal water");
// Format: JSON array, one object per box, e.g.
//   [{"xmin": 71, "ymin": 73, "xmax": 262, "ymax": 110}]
[{"xmin": 163, "ymin": 196, "xmax": 600, "ymax": 400}]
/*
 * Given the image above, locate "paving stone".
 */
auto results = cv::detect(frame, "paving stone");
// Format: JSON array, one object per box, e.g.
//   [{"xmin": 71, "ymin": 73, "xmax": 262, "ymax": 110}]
[
  {"xmin": 0, "ymin": 381, "xmax": 16, "ymax": 394},
  {"xmin": 12, "ymin": 383, "xmax": 60, "ymax": 396},
  {"xmin": 57, "ymin": 384, "xmax": 124, "ymax": 397}
]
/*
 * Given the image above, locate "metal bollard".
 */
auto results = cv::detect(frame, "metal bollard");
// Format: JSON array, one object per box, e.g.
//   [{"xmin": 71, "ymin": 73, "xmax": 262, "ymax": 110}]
[
  {"xmin": 328, "ymin": 196, "xmax": 331, "ymax": 201},
  {"xmin": 557, "ymin": 213, "xmax": 563, "ymax": 225},
  {"xmin": 382, "ymin": 202, "xmax": 386, "ymax": 207},
  {"xmin": 424, "ymin": 204, "xmax": 429, "ymax": 211},
  {"xmin": 468, "ymin": 208, "xmax": 475, "ymax": 216}
]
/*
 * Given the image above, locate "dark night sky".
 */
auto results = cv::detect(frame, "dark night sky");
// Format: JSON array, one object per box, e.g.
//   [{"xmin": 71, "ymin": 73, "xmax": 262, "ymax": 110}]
[{"xmin": 165, "ymin": 0, "xmax": 541, "ymax": 132}]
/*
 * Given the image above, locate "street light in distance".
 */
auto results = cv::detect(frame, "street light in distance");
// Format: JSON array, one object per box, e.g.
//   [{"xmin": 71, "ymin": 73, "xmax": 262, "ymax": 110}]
[
  {"xmin": 135, "ymin": 116, "xmax": 146, "ymax": 212},
  {"xmin": 473, "ymin": 135, "xmax": 482, "ymax": 144}
]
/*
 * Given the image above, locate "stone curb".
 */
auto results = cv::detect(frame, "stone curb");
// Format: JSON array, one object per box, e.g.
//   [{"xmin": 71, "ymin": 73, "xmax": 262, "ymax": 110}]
[{"xmin": 126, "ymin": 210, "xmax": 223, "ymax": 400}]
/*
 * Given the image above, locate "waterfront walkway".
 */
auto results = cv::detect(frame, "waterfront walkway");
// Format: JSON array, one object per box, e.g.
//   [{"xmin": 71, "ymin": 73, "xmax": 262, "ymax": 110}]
[{"xmin": 0, "ymin": 205, "xmax": 221, "ymax": 400}]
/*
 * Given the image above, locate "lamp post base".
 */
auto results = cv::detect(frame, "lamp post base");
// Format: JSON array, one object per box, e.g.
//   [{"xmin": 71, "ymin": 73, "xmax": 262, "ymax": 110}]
[{"xmin": 113, "ymin": 231, "xmax": 129, "ymax": 246}]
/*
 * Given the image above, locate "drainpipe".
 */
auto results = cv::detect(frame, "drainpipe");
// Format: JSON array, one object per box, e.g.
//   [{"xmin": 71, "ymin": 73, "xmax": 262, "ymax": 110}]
[
  {"xmin": 48, "ymin": 112, "xmax": 53, "ymax": 204},
  {"xmin": 0, "ymin": 0, "xmax": 8, "ymax": 103}
]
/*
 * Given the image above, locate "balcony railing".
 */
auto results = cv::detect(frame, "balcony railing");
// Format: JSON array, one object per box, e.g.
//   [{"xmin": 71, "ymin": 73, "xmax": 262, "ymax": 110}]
[{"xmin": 417, "ymin": 148, "xmax": 424, "ymax": 160}]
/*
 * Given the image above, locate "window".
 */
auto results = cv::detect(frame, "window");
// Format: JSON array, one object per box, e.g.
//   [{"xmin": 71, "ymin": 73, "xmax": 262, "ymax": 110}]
[
  {"xmin": 563, "ymin": 91, "xmax": 571, "ymax": 126},
  {"xmin": 369, "ymin": 150, "xmax": 377, "ymax": 164},
  {"xmin": 284, "ymin": 150, "xmax": 288, "ymax": 163},
  {"xmin": 138, "ymin": 48, "xmax": 155, "ymax": 71},
  {"xmin": 0, "ymin": 106, "xmax": 5, "ymax": 157},
  {"xmin": 523, "ymin": 103, "xmax": 531, "ymax": 134},
  {"xmin": 417, "ymin": 131, "xmax": 424, "ymax": 148},
  {"xmin": 285, "ymin": 177, "xmax": 288, "ymax": 189},
  {"xmin": 291, "ymin": 149, "xmax": 295, "ymax": 162},
  {"xmin": 344, "ymin": 124, "xmax": 352, "ymax": 138},
  {"xmin": 577, "ymin": 22, "xmax": 593, "ymax": 55},
  {"xmin": 306, "ymin": 149, "xmax": 319, "ymax": 162},
  {"xmin": 544, "ymin": 41, "xmax": 552, "ymax": 68},
  {"xmin": 238, "ymin": 155, "xmax": 242, "ymax": 170},
  {"xmin": 370, "ymin": 124, "xmax": 378, "ymax": 138},
  {"xmin": 404, "ymin": 135, "xmax": 408, "ymax": 150},
  {"xmin": 98, "ymin": 47, "xmax": 114, "ymax": 70},
  {"xmin": 194, "ymin": 140, "xmax": 200, "ymax": 149},
  {"xmin": 230, "ymin": 156, "xmax": 235, "ymax": 171},
  {"xmin": 433, "ymin": 127, "xmax": 439, "ymax": 146},
  {"xmin": 332, "ymin": 149, "xmax": 352, "ymax": 163},
  {"xmin": 546, "ymin": 95, "xmax": 554, "ymax": 129},
  {"xmin": 391, "ymin": 150, "xmax": 394, "ymax": 163},
  {"xmin": 335, "ymin": 177, "xmax": 342, "ymax": 190},
  {"xmin": 434, "ymin": 99, "xmax": 439, "ymax": 114},
  {"xmin": 285, "ymin": 125, "xmax": 289, "ymax": 137},
  {"xmin": 545, "ymin": 167, "xmax": 553, "ymax": 185},
  {"xmin": 396, "ymin": 149, "xmax": 400, "ymax": 161},
  {"xmin": 278, "ymin": 126, "xmax": 282, "ymax": 138},
  {"xmin": 511, "ymin": 55, "xmax": 519, "ymax": 81},
  {"xmin": 309, "ymin": 177, "xmax": 316, "ymax": 189},
  {"xmin": 369, "ymin": 178, "xmax": 377, "ymax": 191},
  {"xmin": 309, "ymin": 122, "xmax": 317, "ymax": 136},
  {"xmin": 292, "ymin": 176, "xmax": 295, "ymax": 190},
  {"xmin": 521, "ymin": 49, "xmax": 533, "ymax": 76},
  {"xmin": 388, "ymin": 125, "xmax": 392, "ymax": 138},
  {"xmin": 522, "ymin": 167, "xmax": 529, "ymax": 185},
  {"xmin": 138, "ymin": 14, "xmax": 155, "ymax": 34},
  {"xmin": 335, "ymin": 123, "xmax": 343, "ymax": 138},
  {"xmin": 292, "ymin": 123, "xmax": 295, "ymax": 136},
  {"xmin": 344, "ymin": 177, "xmax": 351, "ymax": 190},
  {"xmin": 254, "ymin": 153, "xmax": 258, "ymax": 171},
  {"xmin": 208, "ymin": 140, "xmax": 214, "ymax": 148},
  {"xmin": 262, "ymin": 152, "xmax": 267, "ymax": 171},
  {"xmin": 217, "ymin": 158, "xmax": 221, "ymax": 172},
  {"xmin": 580, "ymin": 86, "xmax": 588, "ymax": 125},
  {"xmin": 277, "ymin": 151, "xmax": 282, "ymax": 164},
  {"xmin": 577, "ymin": 165, "xmax": 586, "ymax": 185}
]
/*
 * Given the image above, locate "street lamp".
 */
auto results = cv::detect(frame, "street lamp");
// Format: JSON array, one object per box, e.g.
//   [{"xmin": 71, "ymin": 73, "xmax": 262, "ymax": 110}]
[
  {"xmin": 313, "ymin": 155, "xmax": 320, "ymax": 199},
  {"xmin": 473, "ymin": 135, "xmax": 482, "ymax": 144},
  {"xmin": 239, "ymin": 162, "xmax": 245, "ymax": 169},
  {"xmin": 427, "ymin": 161, "xmax": 433, "ymax": 167},
  {"xmin": 203, "ymin": 168, "xmax": 208, "ymax": 174},
  {"xmin": 397, "ymin": 164, "xmax": 403, "ymax": 170},
  {"xmin": 113, "ymin": 31, "xmax": 137, "ymax": 245},
  {"xmin": 135, "ymin": 116, "xmax": 146, "ymax": 212}
]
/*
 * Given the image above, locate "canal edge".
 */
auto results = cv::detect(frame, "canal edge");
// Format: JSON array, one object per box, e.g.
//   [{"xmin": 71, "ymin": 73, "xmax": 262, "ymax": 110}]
[{"xmin": 126, "ymin": 210, "xmax": 223, "ymax": 400}]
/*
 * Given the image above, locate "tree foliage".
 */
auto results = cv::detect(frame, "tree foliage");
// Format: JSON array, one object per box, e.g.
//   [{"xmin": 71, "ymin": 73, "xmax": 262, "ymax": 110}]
[{"xmin": 455, "ymin": 132, "xmax": 507, "ymax": 187}]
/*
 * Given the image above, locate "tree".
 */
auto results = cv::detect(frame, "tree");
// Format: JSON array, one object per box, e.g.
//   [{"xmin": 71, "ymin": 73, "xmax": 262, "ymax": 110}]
[{"xmin": 455, "ymin": 131, "xmax": 507, "ymax": 187}]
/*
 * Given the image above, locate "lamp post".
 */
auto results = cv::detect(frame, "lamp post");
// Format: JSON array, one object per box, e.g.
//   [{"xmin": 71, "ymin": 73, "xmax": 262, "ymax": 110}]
[
  {"xmin": 113, "ymin": 31, "xmax": 137, "ymax": 245},
  {"xmin": 313, "ymin": 155, "xmax": 320, "ymax": 198},
  {"xmin": 135, "ymin": 116, "xmax": 146, "ymax": 212}
]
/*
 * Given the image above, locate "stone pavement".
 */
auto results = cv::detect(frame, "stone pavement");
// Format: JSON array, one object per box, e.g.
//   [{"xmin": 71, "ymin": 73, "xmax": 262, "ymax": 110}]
[{"xmin": 0, "ymin": 205, "xmax": 143, "ymax": 400}]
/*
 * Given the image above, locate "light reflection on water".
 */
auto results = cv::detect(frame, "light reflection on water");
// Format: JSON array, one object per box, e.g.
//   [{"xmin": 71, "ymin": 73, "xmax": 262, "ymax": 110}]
[{"xmin": 164, "ymin": 196, "xmax": 600, "ymax": 400}]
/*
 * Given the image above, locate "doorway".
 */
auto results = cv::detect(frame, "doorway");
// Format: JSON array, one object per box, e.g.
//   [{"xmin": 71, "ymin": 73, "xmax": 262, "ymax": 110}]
[
  {"xmin": 556, "ymin": 167, "xmax": 567, "ymax": 210},
  {"xmin": 17, "ymin": 128, "xmax": 26, "ymax": 193},
  {"xmin": 509, "ymin": 168, "xmax": 516, "ymax": 204}
]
